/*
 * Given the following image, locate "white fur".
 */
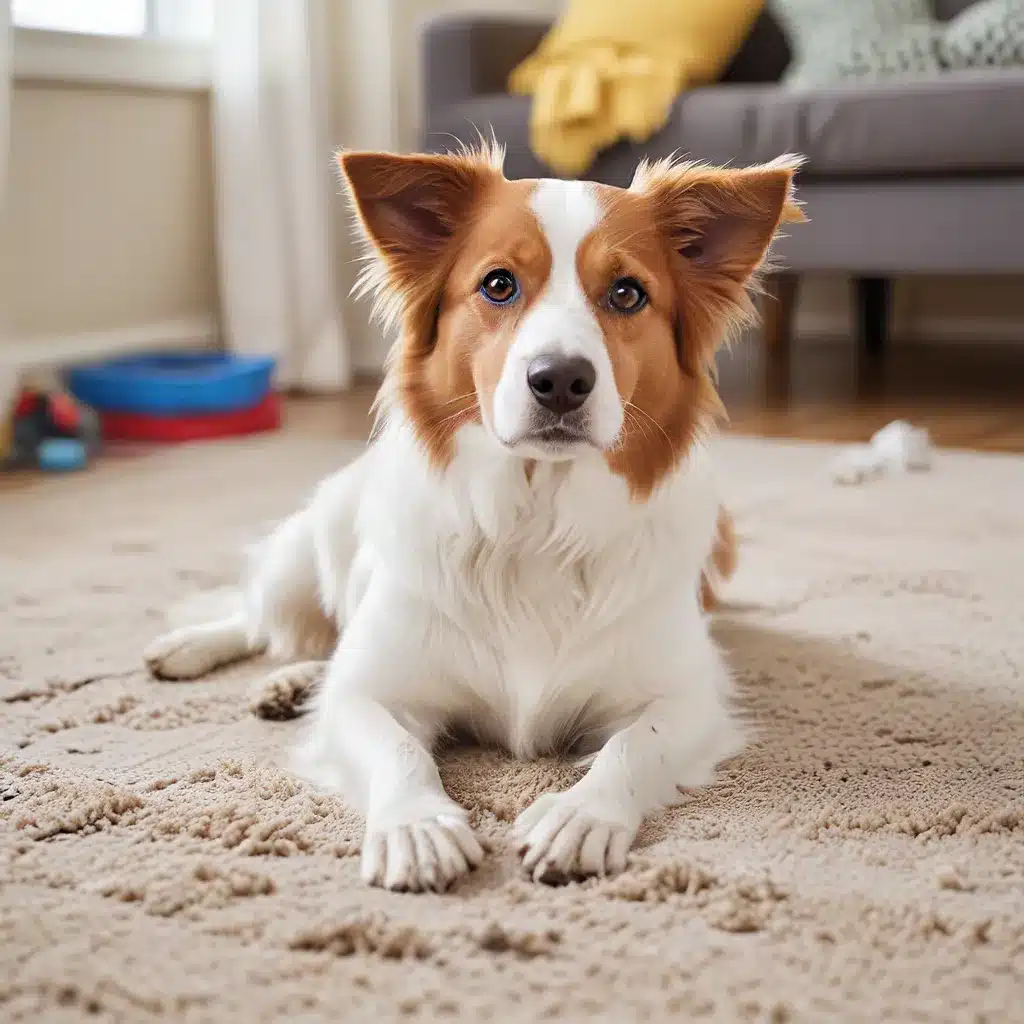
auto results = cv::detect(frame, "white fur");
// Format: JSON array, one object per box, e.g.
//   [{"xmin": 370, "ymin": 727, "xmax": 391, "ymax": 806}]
[
  {"xmin": 490, "ymin": 179, "xmax": 624, "ymax": 455},
  {"xmin": 145, "ymin": 416, "xmax": 739, "ymax": 889},
  {"xmin": 144, "ymin": 182, "xmax": 742, "ymax": 892}
]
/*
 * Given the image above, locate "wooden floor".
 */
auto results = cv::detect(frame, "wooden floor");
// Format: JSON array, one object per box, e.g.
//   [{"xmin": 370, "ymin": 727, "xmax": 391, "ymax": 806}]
[
  {"xmin": 303, "ymin": 339, "xmax": 1024, "ymax": 453},
  {"xmin": 717, "ymin": 338, "xmax": 1024, "ymax": 453}
]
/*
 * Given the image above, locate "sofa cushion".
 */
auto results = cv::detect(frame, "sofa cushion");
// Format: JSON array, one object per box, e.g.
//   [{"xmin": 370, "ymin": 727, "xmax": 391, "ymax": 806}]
[
  {"xmin": 751, "ymin": 70, "xmax": 1024, "ymax": 174},
  {"xmin": 429, "ymin": 70, "xmax": 1024, "ymax": 181}
]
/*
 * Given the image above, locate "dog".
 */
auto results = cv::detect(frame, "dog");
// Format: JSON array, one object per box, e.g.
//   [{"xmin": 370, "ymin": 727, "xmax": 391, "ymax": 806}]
[{"xmin": 144, "ymin": 142, "xmax": 804, "ymax": 892}]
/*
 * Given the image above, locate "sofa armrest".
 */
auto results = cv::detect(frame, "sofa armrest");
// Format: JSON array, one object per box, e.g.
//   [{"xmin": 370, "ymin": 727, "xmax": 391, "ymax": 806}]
[{"xmin": 422, "ymin": 15, "xmax": 550, "ymax": 115}]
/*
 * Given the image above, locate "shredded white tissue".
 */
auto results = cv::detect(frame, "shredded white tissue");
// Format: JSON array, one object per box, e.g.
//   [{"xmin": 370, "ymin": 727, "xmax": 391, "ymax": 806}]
[{"xmin": 832, "ymin": 420, "xmax": 933, "ymax": 486}]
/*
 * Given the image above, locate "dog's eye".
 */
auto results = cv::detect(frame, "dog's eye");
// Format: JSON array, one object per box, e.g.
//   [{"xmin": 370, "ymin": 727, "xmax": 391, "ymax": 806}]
[
  {"xmin": 480, "ymin": 269, "xmax": 519, "ymax": 305},
  {"xmin": 607, "ymin": 277, "xmax": 647, "ymax": 314}
]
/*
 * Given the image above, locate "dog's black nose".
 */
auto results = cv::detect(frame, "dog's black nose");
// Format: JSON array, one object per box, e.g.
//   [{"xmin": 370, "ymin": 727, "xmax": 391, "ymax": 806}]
[{"xmin": 526, "ymin": 355, "xmax": 596, "ymax": 415}]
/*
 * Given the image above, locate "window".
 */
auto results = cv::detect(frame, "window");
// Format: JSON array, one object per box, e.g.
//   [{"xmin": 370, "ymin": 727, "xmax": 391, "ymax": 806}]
[
  {"xmin": 12, "ymin": 0, "xmax": 214, "ymax": 41},
  {"xmin": 12, "ymin": 1, "xmax": 147, "ymax": 37}
]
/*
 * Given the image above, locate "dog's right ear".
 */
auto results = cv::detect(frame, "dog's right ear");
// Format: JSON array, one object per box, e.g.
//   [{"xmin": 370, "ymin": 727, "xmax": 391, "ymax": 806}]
[{"xmin": 338, "ymin": 148, "xmax": 503, "ymax": 292}]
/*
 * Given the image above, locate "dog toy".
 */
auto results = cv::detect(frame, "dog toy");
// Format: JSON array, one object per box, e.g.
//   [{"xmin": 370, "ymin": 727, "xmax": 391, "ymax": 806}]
[
  {"xmin": 1, "ymin": 387, "xmax": 101, "ymax": 471},
  {"xmin": 831, "ymin": 420, "xmax": 933, "ymax": 485}
]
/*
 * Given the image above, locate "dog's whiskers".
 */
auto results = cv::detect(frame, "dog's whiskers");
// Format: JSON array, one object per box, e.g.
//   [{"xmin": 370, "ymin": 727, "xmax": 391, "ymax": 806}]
[{"xmin": 625, "ymin": 402, "xmax": 677, "ymax": 455}]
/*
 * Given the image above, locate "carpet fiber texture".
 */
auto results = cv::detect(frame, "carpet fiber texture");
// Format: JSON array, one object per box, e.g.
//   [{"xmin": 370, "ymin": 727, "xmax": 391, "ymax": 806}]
[{"xmin": 2, "ymin": 430, "xmax": 1022, "ymax": 1022}]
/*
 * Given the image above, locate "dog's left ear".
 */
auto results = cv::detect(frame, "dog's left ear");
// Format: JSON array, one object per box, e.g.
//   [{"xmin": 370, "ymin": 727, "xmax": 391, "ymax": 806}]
[{"xmin": 634, "ymin": 155, "xmax": 805, "ymax": 285}]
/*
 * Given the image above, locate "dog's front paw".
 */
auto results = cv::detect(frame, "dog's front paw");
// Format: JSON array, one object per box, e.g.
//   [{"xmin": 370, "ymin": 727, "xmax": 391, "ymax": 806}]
[
  {"xmin": 144, "ymin": 627, "xmax": 217, "ymax": 680},
  {"xmin": 513, "ymin": 790, "xmax": 637, "ymax": 884},
  {"xmin": 362, "ymin": 798, "xmax": 484, "ymax": 893}
]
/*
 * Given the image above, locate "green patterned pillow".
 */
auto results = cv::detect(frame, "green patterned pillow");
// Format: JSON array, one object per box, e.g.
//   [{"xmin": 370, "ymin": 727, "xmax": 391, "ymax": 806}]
[
  {"xmin": 772, "ymin": 0, "xmax": 1024, "ymax": 88},
  {"xmin": 772, "ymin": 0, "xmax": 941, "ymax": 87},
  {"xmin": 940, "ymin": 0, "xmax": 1024, "ymax": 70}
]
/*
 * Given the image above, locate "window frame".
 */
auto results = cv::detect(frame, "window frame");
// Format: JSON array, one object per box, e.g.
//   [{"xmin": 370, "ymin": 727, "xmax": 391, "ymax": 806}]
[{"xmin": 11, "ymin": 0, "xmax": 212, "ymax": 91}]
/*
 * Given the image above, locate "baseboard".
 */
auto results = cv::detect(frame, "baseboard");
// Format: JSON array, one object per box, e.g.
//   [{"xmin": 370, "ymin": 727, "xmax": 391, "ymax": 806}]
[
  {"xmin": 2, "ymin": 314, "xmax": 217, "ymax": 370},
  {"xmin": 0, "ymin": 315, "xmax": 218, "ymax": 411},
  {"xmin": 794, "ymin": 311, "xmax": 1024, "ymax": 345}
]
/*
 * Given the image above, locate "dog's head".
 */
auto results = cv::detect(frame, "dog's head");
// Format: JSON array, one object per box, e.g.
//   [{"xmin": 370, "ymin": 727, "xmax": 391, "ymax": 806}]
[{"xmin": 340, "ymin": 142, "xmax": 803, "ymax": 497}]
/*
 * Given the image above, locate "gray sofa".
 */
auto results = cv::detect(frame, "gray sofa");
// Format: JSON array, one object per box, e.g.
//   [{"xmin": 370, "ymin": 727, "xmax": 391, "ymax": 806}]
[{"xmin": 420, "ymin": 0, "xmax": 1024, "ymax": 358}]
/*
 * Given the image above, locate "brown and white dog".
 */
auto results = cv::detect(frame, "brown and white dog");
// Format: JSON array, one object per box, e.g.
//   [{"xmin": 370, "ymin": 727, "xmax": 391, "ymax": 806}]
[{"xmin": 144, "ymin": 142, "xmax": 804, "ymax": 892}]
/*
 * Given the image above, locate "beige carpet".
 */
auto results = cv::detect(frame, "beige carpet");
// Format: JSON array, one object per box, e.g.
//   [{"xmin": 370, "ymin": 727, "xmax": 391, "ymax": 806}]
[{"xmin": 2, "ymin": 427, "xmax": 1022, "ymax": 1022}]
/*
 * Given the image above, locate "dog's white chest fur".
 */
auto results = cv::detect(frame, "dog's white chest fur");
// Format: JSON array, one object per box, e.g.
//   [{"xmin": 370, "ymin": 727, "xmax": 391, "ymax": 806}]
[
  {"xmin": 330, "ymin": 418, "xmax": 721, "ymax": 758},
  {"xmin": 144, "ymin": 407, "xmax": 741, "ymax": 893}
]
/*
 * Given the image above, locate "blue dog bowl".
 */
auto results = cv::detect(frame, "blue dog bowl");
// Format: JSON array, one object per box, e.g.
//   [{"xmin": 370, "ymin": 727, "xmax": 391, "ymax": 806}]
[{"xmin": 68, "ymin": 352, "xmax": 276, "ymax": 415}]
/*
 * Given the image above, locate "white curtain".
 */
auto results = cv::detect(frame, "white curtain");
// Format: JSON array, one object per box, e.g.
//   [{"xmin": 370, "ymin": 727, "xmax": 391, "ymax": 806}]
[{"xmin": 211, "ymin": 0, "xmax": 351, "ymax": 392}]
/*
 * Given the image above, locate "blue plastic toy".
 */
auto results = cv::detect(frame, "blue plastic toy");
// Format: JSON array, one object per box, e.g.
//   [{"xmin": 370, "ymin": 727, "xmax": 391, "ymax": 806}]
[
  {"xmin": 38, "ymin": 437, "xmax": 88, "ymax": 472},
  {"xmin": 1, "ymin": 387, "xmax": 100, "ymax": 472},
  {"xmin": 68, "ymin": 353, "xmax": 276, "ymax": 415}
]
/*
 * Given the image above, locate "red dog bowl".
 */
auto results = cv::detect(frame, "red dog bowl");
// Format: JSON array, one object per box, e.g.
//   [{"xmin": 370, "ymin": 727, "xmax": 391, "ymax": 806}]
[{"xmin": 100, "ymin": 393, "xmax": 281, "ymax": 442}]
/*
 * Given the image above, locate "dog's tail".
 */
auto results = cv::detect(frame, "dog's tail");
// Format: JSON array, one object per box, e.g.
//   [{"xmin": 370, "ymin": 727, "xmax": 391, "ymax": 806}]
[{"xmin": 699, "ymin": 506, "xmax": 737, "ymax": 613}]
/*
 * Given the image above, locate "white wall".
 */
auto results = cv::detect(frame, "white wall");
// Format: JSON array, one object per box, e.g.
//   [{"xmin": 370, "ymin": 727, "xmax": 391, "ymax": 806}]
[
  {"xmin": 0, "ymin": 3, "xmax": 9, "ymax": 409},
  {"xmin": 0, "ymin": 4, "xmax": 9, "ymax": 207},
  {"xmin": 1, "ymin": 83, "xmax": 216, "ymax": 346}
]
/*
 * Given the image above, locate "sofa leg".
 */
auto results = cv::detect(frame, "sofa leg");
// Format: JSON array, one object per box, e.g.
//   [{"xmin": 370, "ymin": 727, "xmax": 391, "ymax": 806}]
[
  {"xmin": 762, "ymin": 273, "xmax": 798, "ymax": 400},
  {"xmin": 856, "ymin": 276, "xmax": 889, "ymax": 358}
]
